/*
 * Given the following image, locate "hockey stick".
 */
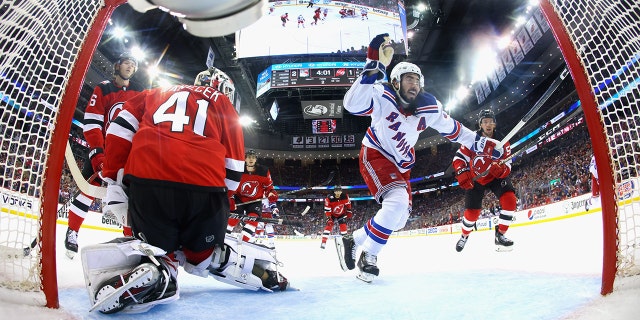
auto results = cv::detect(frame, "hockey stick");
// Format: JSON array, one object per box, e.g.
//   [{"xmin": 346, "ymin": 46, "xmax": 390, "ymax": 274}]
[
  {"xmin": 236, "ymin": 171, "xmax": 336, "ymax": 207},
  {"xmin": 58, "ymin": 171, "xmax": 101, "ymax": 216},
  {"xmin": 280, "ymin": 205, "xmax": 311, "ymax": 217},
  {"xmin": 229, "ymin": 213, "xmax": 303, "ymax": 227},
  {"xmin": 498, "ymin": 67, "xmax": 569, "ymax": 149},
  {"xmin": 65, "ymin": 142, "xmax": 106, "ymax": 198},
  {"xmin": 469, "ymin": 67, "xmax": 569, "ymax": 182},
  {"xmin": 1, "ymin": 237, "xmax": 37, "ymax": 259}
]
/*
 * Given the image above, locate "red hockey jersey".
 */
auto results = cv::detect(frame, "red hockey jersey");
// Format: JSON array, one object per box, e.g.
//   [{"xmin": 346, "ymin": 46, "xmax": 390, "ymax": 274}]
[
  {"xmin": 103, "ymin": 85, "xmax": 245, "ymax": 191},
  {"xmin": 324, "ymin": 193, "xmax": 352, "ymax": 217},
  {"xmin": 83, "ymin": 80, "xmax": 144, "ymax": 151},
  {"xmin": 452, "ymin": 131, "xmax": 512, "ymax": 185},
  {"xmin": 235, "ymin": 164, "xmax": 276, "ymax": 204}
]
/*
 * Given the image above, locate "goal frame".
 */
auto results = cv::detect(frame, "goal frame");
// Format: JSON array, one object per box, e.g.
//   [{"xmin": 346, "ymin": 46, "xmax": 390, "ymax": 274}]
[
  {"xmin": 540, "ymin": 0, "xmax": 626, "ymax": 295},
  {"xmin": 37, "ymin": 0, "xmax": 128, "ymax": 308}
]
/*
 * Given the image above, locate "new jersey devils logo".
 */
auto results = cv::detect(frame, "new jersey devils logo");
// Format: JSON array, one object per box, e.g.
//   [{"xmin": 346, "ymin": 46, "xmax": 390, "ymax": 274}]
[
  {"xmin": 471, "ymin": 155, "xmax": 491, "ymax": 175},
  {"xmin": 240, "ymin": 181, "xmax": 260, "ymax": 197},
  {"xmin": 106, "ymin": 102, "xmax": 125, "ymax": 131}
]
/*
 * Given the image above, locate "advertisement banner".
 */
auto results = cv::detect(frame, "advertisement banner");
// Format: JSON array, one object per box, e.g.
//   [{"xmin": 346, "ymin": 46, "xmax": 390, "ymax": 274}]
[{"xmin": 301, "ymin": 99, "xmax": 344, "ymax": 119}]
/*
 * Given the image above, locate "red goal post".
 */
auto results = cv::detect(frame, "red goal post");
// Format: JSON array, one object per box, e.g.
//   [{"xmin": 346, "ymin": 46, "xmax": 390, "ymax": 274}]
[
  {"xmin": 0, "ymin": 0, "xmax": 127, "ymax": 308},
  {"xmin": 540, "ymin": 0, "xmax": 640, "ymax": 295}
]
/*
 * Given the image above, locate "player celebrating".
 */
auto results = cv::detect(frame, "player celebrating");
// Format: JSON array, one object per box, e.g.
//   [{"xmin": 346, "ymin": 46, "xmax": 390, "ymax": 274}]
[
  {"xmin": 320, "ymin": 185, "xmax": 352, "ymax": 249},
  {"xmin": 85, "ymin": 67, "xmax": 246, "ymax": 313},
  {"xmin": 63, "ymin": 52, "xmax": 143, "ymax": 259},
  {"xmin": 281, "ymin": 12, "xmax": 289, "ymax": 27},
  {"xmin": 336, "ymin": 33, "xmax": 504, "ymax": 283},
  {"xmin": 227, "ymin": 149, "xmax": 280, "ymax": 243},
  {"xmin": 453, "ymin": 109, "xmax": 517, "ymax": 252}
]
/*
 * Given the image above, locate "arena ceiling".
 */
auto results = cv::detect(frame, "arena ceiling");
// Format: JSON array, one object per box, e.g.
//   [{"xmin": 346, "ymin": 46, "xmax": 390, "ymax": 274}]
[{"xmin": 89, "ymin": 0, "xmax": 567, "ymax": 156}]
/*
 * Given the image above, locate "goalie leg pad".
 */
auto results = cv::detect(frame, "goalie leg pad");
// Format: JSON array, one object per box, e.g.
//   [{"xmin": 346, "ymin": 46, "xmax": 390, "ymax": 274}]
[{"xmin": 82, "ymin": 237, "xmax": 177, "ymax": 313}]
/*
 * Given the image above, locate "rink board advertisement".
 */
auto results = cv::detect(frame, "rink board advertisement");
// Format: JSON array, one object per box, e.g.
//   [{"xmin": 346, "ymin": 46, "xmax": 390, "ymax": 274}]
[{"xmin": 2, "ymin": 177, "xmax": 638, "ymax": 237}]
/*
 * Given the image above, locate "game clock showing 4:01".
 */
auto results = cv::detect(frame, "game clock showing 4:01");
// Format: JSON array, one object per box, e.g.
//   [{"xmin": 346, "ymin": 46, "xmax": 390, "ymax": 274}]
[{"xmin": 271, "ymin": 66, "xmax": 362, "ymax": 88}]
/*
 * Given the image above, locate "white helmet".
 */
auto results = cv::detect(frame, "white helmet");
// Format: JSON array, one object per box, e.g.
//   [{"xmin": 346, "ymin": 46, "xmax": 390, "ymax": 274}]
[
  {"xmin": 194, "ymin": 67, "xmax": 236, "ymax": 102},
  {"xmin": 390, "ymin": 62, "xmax": 424, "ymax": 88}
]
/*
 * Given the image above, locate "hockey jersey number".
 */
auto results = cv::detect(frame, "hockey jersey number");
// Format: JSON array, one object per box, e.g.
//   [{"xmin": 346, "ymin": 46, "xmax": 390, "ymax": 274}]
[{"xmin": 153, "ymin": 91, "xmax": 211, "ymax": 136}]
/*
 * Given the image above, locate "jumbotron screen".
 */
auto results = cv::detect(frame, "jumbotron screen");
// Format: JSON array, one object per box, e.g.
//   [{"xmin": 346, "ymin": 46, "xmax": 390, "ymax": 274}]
[
  {"xmin": 256, "ymin": 61, "xmax": 365, "ymax": 97},
  {"xmin": 236, "ymin": 0, "xmax": 408, "ymax": 58}
]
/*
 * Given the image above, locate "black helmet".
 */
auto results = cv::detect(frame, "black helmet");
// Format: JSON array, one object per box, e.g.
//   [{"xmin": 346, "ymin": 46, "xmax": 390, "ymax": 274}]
[
  {"xmin": 478, "ymin": 109, "xmax": 496, "ymax": 126},
  {"xmin": 115, "ymin": 52, "xmax": 138, "ymax": 68},
  {"xmin": 334, "ymin": 185, "xmax": 342, "ymax": 191},
  {"xmin": 245, "ymin": 149, "xmax": 257, "ymax": 157},
  {"xmin": 114, "ymin": 52, "xmax": 138, "ymax": 79}
]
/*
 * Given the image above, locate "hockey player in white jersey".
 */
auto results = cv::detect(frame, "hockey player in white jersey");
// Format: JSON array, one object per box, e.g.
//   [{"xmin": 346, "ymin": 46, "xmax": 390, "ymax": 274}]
[{"xmin": 336, "ymin": 33, "xmax": 505, "ymax": 283}]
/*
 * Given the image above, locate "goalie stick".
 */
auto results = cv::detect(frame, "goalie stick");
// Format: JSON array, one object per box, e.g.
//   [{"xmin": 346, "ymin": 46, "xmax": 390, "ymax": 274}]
[{"xmin": 236, "ymin": 171, "xmax": 336, "ymax": 207}]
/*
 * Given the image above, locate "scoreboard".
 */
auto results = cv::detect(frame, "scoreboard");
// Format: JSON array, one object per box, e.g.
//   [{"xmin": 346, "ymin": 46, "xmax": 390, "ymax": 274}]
[{"xmin": 256, "ymin": 62, "xmax": 366, "ymax": 97}]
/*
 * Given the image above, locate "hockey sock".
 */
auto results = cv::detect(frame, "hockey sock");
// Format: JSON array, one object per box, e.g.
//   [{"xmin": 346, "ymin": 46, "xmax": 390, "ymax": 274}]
[
  {"xmin": 68, "ymin": 192, "xmax": 94, "ymax": 231},
  {"xmin": 461, "ymin": 209, "xmax": 481, "ymax": 236}
]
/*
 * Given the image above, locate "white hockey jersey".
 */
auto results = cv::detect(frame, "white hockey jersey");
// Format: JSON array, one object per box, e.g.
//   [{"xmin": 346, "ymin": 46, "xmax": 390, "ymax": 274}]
[{"xmin": 343, "ymin": 73, "xmax": 478, "ymax": 172}]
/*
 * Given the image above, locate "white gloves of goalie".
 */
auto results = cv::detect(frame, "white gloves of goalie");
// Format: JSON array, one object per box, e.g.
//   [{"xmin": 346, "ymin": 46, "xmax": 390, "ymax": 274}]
[{"xmin": 102, "ymin": 168, "xmax": 128, "ymax": 228}]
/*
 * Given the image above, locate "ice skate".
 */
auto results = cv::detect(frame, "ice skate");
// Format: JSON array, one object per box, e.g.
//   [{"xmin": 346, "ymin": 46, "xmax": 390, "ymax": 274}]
[
  {"xmin": 91, "ymin": 262, "xmax": 161, "ymax": 314},
  {"xmin": 356, "ymin": 251, "xmax": 378, "ymax": 283},
  {"xmin": 495, "ymin": 228, "xmax": 514, "ymax": 252},
  {"xmin": 455, "ymin": 235, "xmax": 468, "ymax": 252},
  {"xmin": 320, "ymin": 242, "xmax": 326, "ymax": 249},
  {"xmin": 64, "ymin": 227, "xmax": 78, "ymax": 259},
  {"xmin": 335, "ymin": 235, "xmax": 356, "ymax": 271}
]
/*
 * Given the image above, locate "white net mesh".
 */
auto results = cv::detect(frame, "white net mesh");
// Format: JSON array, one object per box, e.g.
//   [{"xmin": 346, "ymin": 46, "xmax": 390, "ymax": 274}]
[
  {"xmin": 548, "ymin": 0, "xmax": 640, "ymax": 277},
  {"xmin": 0, "ymin": 0, "xmax": 104, "ymax": 300}
]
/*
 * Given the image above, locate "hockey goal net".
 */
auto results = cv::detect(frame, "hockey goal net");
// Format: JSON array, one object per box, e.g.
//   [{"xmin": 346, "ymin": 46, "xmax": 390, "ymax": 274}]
[
  {"xmin": 0, "ymin": 0, "xmax": 126, "ymax": 308},
  {"xmin": 541, "ymin": 0, "xmax": 640, "ymax": 294}
]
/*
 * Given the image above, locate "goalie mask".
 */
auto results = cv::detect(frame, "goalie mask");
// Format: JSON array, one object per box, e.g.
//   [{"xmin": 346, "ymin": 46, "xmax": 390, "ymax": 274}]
[{"xmin": 194, "ymin": 68, "xmax": 236, "ymax": 102}]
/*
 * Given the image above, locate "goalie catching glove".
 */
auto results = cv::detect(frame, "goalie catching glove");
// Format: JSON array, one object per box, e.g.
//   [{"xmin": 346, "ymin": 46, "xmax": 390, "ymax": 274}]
[
  {"xmin": 363, "ymin": 33, "xmax": 394, "ymax": 80},
  {"xmin": 102, "ymin": 168, "xmax": 128, "ymax": 227}
]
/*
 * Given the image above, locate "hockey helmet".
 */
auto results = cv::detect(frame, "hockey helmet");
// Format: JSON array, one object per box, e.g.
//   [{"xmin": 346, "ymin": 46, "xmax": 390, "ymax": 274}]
[
  {"xmin": 390, "ymin": 62, "xmax": 424, "ymax": 89},
  {"xmin": 245, "ymin": 149, "xmax": 257, "ymax": 157},
  {"xmin": 334, "ymin": 185, "xmax": 342, "ymax": 192},
  {"xmin": 478, "ymin": 109, "xmax": 496, "ymax": 126},
  {"xmin": 114, "ymin": 52, "xmax": 138, "ymax": 78},
  {"xmin": 194, "ymin": 67, "xmax": 235, "ymax": 102}
]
